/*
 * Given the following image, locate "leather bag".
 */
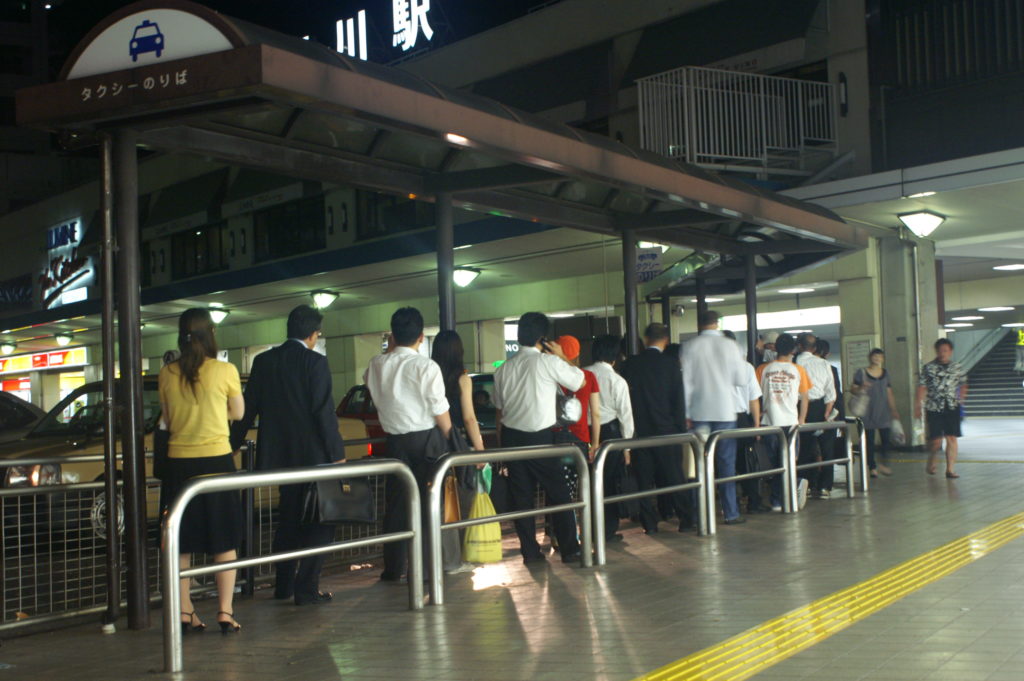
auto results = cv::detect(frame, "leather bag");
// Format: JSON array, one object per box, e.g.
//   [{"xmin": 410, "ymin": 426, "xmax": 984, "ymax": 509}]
[{"xmin": 300, "ymin": 472, "xmax": 376, "ymax": 525}]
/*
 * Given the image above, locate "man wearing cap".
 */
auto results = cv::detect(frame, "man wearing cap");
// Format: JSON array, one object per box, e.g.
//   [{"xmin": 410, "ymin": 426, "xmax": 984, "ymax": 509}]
[{"xmin": 761, "ymin": 331, "xmax": 779, "ymax": 363}]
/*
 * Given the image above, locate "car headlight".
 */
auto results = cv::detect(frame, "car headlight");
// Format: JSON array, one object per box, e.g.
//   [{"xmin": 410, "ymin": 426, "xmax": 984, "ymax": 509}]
[
  {"xmin": 4, "ymin": 464, "xmax": 61, "ymax": 488},
  {"xmin": 156, "ymin": 36, "xmax": 162, "ymax": 44},
  {"xmin": 131, "ymin": 41, "xmax": 138, "ymax": 48}
]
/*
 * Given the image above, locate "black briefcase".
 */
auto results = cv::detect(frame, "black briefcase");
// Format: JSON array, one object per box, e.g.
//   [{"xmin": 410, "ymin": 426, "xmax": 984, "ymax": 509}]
[{"xmin": 301, "ymin": 475, "xmax": 376, "ymax": 525}]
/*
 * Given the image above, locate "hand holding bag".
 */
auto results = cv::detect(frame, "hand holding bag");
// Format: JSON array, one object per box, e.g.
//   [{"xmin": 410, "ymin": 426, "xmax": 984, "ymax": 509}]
[{"xmin": 300, "ymin": 466, "xmax": 376, "ymax": 525}]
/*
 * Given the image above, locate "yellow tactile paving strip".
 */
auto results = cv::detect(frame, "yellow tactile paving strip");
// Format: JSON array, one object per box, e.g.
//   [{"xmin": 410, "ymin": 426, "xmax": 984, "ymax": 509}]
[{"xmin": 635, "ymin": 511, "xmax": 1024, "ymax": 681}]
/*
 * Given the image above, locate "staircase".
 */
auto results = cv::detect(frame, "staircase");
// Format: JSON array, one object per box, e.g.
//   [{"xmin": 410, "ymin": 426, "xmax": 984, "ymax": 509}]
[{"xmin": 964, "ymin": 332, "xmax": 1024, "ymax": 417}]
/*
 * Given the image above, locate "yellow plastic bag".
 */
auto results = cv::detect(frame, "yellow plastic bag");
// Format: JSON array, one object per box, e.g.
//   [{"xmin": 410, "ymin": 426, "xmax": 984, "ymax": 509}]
[{"xmin": 462, "ymin": 492, "xmax": 503, "ymax": 564}]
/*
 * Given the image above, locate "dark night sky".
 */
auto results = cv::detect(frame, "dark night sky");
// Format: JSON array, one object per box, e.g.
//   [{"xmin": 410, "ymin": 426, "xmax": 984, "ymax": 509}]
[{"xmin": 47, "ymin": 0, "xmax": 553, "ymax": 72}]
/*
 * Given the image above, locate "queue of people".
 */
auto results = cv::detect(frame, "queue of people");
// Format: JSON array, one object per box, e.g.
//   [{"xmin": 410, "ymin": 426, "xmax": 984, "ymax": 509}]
[{"xmin": 155, "ymin": 302, "xmax": 968, "ymax": 626}]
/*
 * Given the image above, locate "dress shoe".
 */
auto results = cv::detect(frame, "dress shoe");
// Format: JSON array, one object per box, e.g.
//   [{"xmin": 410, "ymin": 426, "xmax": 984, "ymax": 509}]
[
  {"xmin": 295, "ymin": 591, "xmax": 333, "ymax": 606},
  {"xmin": 379, "ymin": 572, "xmax": 403, "ymax": 583},
  {"xmin": 606, "ymin": 533, "xmax": 624, "ymax": 543},
  {"xmin": 643, "ymin": 526, "xmax": 659, "ymax": 535},
  {"xmin": 522, "ymin": 554, "xmax": 547, "ymax": 565},
  {"xmin": 723, "ymin": 516, "xmax": 746, "ymax": 525},
  {"xmin": 678, "ymin": 522, "xmax": 698, "ymax": 533},
  {"xmin": 560, "ymin": 551, "xmax": 582, "ymax": 564}
]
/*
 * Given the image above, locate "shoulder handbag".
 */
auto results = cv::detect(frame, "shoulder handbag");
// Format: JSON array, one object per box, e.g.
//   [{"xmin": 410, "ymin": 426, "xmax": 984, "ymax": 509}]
[
  {"xmin": 153, "ymin": 424, "xmax": 170, "ymax": 481},
  {"xmin": 555, "ymin": 388, "xmax": 582, "ymax": 427},
  {"xmin": 300, "ymin": 470, "xmax": 376, "ymax": 525}
]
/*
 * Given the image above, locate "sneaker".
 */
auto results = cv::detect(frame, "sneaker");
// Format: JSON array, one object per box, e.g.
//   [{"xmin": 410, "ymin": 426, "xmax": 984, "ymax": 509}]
[
  {"xmin": 771, "ymin": 504, "xmax": 783, "ymax": 512},
  {"xmin": 818, "ymin": 489, "xmax": 831, "ymax": 500},
  {"xmin": 797, "ymin": 479, "xmax": 809, "ymax": 510},
  {"xmin": 444, "ymin": 562, "xmax": 476, "ymax": 575}
]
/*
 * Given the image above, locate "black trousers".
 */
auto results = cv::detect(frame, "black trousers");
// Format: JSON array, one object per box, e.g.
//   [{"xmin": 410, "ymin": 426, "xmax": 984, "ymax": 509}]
[
  {"xmin": 502, "ymin": 426, "xmax": 580, "ymax": 559},
  {"xmin": 798, "ymin": 400, "xmax": 837, "ymax": 491},
  {"xmin": 599, "ymin": 421, "xmax": 626, "ymax": 538},
  {"xmin": 734, "ymin": 412, "xmax": 762, "ymax": 511},
  {"xmin": 865, "ymin": 428, "xmax": 891, "ymax": 470},
  {"xmin": 274, "ymin": 484, "xmax": 335, "ymax": 602},
  {"xmin": 632, "ymin": 440, "xmax": 694, "ymax": 532},
  {"xmin": 382, "ymin": 429, "xmax": 439, "ymax": 579}
]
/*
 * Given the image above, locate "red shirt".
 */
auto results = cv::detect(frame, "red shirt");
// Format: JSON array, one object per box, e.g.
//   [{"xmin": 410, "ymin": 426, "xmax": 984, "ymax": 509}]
[{"xmin": 568, "ymin": 369, "xmax": 600, "ymax": 443}]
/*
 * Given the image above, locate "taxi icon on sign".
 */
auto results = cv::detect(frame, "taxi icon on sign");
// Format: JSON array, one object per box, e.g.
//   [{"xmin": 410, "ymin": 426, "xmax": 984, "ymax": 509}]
[{"xmin": 129, "ymin": 19, "xmax": 164, "ymax": 61}]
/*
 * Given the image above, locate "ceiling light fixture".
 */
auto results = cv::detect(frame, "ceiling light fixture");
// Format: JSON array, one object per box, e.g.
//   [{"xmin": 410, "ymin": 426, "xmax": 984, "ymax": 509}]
[
  {"xmin": 311, "ymin": 290, "xmax": 339, "ymax": 309},
  {"xmin": 453, "ymin": 267, "xmax": 481, "ymax": 288},
  {"xmin": 897, "ymin": 210, "xmax": 946, "ymax": 238},
  {"xmin": 785, "ymin": 329, "xmax": 813, "ymax": 334},
  {"xmin": 691, "ymin": 297, "xmax": 725, "ymax": 303},
  {"xmin": 54, "ymin": 333, "xmax": 73, "ymax": 347},
  {"xmin": 944, "ymin": 323, "xmax": 973, "ymax": 328},
  {"xmin": 906, "ymin": 191, "xmax": 936, "ymax": 198},
  {"xmin": 950, "ymin": 316, "xmax": 984, "ymax": 321},
  {"xmin": 209, "ymin": 309, "xmax": 230, "ymax": 324},
  {"xmin": 637, "ymin": 241, "xmax": 670, "ymax": 253},
  {"xmin": 0, "ymin": 341, "xmax": 15, "ymax": 355},
  {"xmin": 979, "ymin": 306, "xmax": 1014, "ymax": 312},
  {"xmin": 779, "ymin": 288, "xmax": 815, "ymax": 294},
  {"xmin": 992, "ymin": 264, "xmax": 1024, "ymax": 271},
  {"xmin": 445, "ymin": 133, "xmax": 470, "ymax": 146},
  {"xmin": 209, "ymin": 302, "xmax": 224, "ymax": 308},
  {"xmin": 1002, "ymin": 323, "xmax": 1024, "ymax": 328}
]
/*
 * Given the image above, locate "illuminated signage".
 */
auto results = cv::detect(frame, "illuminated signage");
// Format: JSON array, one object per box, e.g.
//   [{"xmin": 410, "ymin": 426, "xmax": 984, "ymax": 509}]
[
  {"xmin": 1, "ymin": 378, "xmax": 31, "ymax": 392},
  {"xmin": 39, "ymin": 217, "xmax": 94, "ymax": 309},
  {"xmin": 0, "ymin": 348, "xmax": 89, "ymax": 375},
  {"xmin": 336, "ymin": 0, "xmax": 434, "ymax": 61}
]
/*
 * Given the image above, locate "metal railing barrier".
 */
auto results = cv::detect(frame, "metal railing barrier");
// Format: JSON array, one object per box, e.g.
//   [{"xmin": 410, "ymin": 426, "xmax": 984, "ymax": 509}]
[
  {"xmin": 163, "ymin": 458, "xmax": 423, "ymax": 674},
  {"xmin": 591, "ymin": 433, "xmax": 706, "ymax": 566},
  {"xmin": 426, "ymin": 444, "xmax": 592, "ymax": 606},
  {"xmin": 786, "ymin": 418, "xmax": 868, "ymax": 512},
  {"xmin": 704, "ymin": 426, "xmax": 793, "ymax": 536}
]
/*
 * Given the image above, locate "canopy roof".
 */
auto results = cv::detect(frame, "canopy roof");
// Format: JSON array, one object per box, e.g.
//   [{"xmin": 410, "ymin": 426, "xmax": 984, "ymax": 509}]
[{"xmin": 17, "ymin": 0, "xmax": 864, "ymax": 297}]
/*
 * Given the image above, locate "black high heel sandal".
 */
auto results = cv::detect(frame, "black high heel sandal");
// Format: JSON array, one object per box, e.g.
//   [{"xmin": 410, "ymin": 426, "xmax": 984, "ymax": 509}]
[
  {"xmin": 181, "ymin": 611, "xmax": 205, "ymax": 634},
  {"xmin": 217, "ymin": 611, "xmax": 241, "ymax": 634}
]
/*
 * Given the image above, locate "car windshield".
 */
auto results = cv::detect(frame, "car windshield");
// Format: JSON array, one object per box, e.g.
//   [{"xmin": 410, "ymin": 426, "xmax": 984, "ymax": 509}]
[
  {"xmin": 134, "ymin": 25, "xmax": 159, "ymax": 38},
  {"xmin": 32, "ymin": 384, "xmax": 162, "ymax": 437}
]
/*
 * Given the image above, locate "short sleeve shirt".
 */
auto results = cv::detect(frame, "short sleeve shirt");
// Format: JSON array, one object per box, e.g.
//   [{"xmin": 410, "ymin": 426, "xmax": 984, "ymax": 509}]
[
  {"xmin": 566, "ymin": 369, "xmax": 599, "ymax": 444},
  {"xmin": 919, "ymin": 360, "xmax": 966, "ymax": 412},
  {"xmin": 159, "ymin": 358, "xmax": 242, "ymax": 458},
  {"xmin": 756, "ymin": 360, "xmax": 811, "ymax": 427}
]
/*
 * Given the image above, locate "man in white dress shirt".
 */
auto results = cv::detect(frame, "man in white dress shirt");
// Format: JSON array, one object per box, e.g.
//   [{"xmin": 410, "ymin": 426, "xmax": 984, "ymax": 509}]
[
  {"xmin": 584, "ymin": 334, "xmax": 635, "ymax": 541},
  {"xmin": 365, "ymin": 307, "xmax": 452, "ymax": 582},
  {"xmin": 681, "ymin": 311, "xmax": 750, "ymax": 524},
  {"xmin": 494, "ymin": 312, "xmax": 584, "ymax": 564},
  {"xmin": 794, "ymin": 333, "xmax": 838, "ymax": 499}
]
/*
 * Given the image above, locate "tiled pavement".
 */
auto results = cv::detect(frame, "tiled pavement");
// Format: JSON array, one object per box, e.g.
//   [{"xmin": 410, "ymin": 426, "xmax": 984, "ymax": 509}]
[{"xmin": 2, "ymin": 420, "xmax": 1023, "ymax": 681}]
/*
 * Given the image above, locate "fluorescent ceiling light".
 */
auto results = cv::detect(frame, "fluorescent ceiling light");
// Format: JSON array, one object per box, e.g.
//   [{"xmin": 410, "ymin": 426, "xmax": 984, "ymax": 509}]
[
  {"xmin": 785, "ymin": 329, "xmax": 812, "ymax": 334},
  {"xmin": 979, "ymin": 306, "xmax": 1014, "ymax": 312},
  {"xmin": 950, "ymin": 316, "xmax": 984, "ymax": 321},
  {"xmin": 897, "ymin": 210, "xmax": 945, "ymax": 238},
  {"xmin": 454, "ymin": 244, "xmax": 472, "ymax": 250},
  {"xmin": 209, "ymin": 302, "xmax": 224, "ymax": 308},
  {"xmin": 690, "ymin": 297, "xmax": 725, "ymax": 303},
  {"xmin": 637, "ymin": 241, "xmax": 669, "ymax": 253},
  {"xmin": 722, "ymin": 305, "xmax": 840, "ymax": 333},
  {"xmin": 453, "ymin": 267, "xmax": 481, "ymax": 287},
  {"xmin": 548, "ymin": 313, "xmax": 575, "ymax": 318},
  {"xmin": 944, "ymin": 323, "xmax": 973, "ymax": 328},
  {"xmin": 311, "ymin": 291, "xmax": 339, "ymax": 309},
  {"xmin": 992, "ymin": 264, "xmax": 1024, "ymax": 271},
  {"xmin": 0, "ymin": 341, "xmax": 15, "ymax": 355},
  {"xmin": 1003, "ymin": 323, "xmax": 1024, "ymax": 328},
  {"xmin": 943, "ymin": 328, "xmax": 957, "ymax": 333},
  {"xmin": 55, "ymin": 333, "xmax": 73, "ymax": 346},
  {"xmin": 209, "ymin": 309, "xmax": 230, "ymax": 324},
  {"xmin": 779, "ymin": 288, "xmax": 815, "ymax": 294},
  {"xmin": 445, "ymin": 133, "xmax": 470, "ymax": 145},
  {"xmin": 906, "ymin": 191, "xmax": 936, "ymax": 198}
]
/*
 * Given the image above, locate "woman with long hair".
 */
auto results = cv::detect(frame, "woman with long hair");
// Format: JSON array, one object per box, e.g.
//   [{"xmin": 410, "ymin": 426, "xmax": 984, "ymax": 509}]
[
  {"xmin": 851, "ymin": 348, "xmax": 900, "ymax": 477},
  {"xmin": 159, "ymin": 308, "xmax": 245, "ymax": 634},
  {"xmin": 431, "ymin": 330, "xmax": 485, "ymax": 451}
]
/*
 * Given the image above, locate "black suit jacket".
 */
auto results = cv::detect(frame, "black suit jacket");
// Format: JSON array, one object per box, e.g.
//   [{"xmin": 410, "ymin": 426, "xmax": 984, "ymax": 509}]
[
  {"xmin": 230, "ymin": 340, "xmax": 345, "ymax": 470},
  {"xmin": 620, "ymin": 347, "xmax": 686, "ymax": 437}
]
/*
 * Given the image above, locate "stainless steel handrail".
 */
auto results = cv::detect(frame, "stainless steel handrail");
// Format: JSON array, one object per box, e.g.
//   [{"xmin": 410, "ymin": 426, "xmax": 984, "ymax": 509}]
[
  {"xmin": 704, "ymin": 426, "xmax": 793, "ymax": 535},
  {"xmin": 591, "ymin": 433, "xmax": 706, "ymax": 566},
  {"xmin": 426, "ymin": 444, "xmax": 592, "ymax": 606},
  {"xmin": 163, "ymin": 458, "xmax": 423, "ymax": 673},
  {"xmin": 786, "ymin": 418, "xmax": 868, "ymax": 512},
  {"xmin": 0, "ymin": 451, "xmax": 155, "ymax": 468}
]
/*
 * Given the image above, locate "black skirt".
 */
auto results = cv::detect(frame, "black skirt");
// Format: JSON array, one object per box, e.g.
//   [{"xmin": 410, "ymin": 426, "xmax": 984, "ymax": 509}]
[{"xmin": 159, "ymin": 453, "xmax": 242, "ymax": 555}]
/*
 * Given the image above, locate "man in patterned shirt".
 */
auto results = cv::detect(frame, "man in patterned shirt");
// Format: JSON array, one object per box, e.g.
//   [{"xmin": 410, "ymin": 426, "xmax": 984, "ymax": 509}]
[{"xmin": 915, "ymin": 338, "xmax": 968, "ymax": 478}]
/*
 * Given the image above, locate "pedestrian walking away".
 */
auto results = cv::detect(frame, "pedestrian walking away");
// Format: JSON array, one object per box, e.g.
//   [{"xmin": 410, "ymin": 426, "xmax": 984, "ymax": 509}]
[
  {"xmin": 794, "ymin": 333, "xmax": 837, "ymax": 499},
  {"xmin": 230, "ymin": 305, "xmax": 346, "ymax": 607}
]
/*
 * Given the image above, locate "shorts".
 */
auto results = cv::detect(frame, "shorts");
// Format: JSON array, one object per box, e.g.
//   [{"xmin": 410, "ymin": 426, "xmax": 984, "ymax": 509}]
[{"xmin": 926, "ymin": 408, "xmax": 961, "ymax": 439}]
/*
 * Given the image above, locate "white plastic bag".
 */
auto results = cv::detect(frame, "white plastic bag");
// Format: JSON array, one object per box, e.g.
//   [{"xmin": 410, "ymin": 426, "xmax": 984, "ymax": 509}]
[{"xmin": 890, "ymin": 420, "xmax": 906, "ymax": 445}]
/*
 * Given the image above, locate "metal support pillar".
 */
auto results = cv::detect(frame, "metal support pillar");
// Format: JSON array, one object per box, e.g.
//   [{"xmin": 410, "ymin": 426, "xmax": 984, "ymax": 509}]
[
  {"xmin": 113, "ymin": 129, "xmax": 148, "ymax": 630},
  {"xmin": 622, "ymin": 228, "xmax": 639, "ymax": 355},
  {"xmin": 436, "ymin": 192, "xmax": 455, "ymax": 331},
  {"xmin": 695, "ymin": 276, "xmax": 709, "ymax": 320},
  {"xmin": 100, "ymin": 134, "xmax": 120, "ymax": 628},
  {"xmin": 744, "ymin": 255, "xmax": 758, "ymax": 364},
  {"xmin": 661, "ymin": 296, "xmax": 671, "ymax": 327}
]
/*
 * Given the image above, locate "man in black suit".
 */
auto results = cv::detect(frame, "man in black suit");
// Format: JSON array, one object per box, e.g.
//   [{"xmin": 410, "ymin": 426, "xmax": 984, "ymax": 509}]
[
  {"xmin": 620, "ymin": 323, "xmax": 692, "ymax": 533},
  {"xmin": 230, "ymin": 305, "xmax": 345, "ymax": 606}
]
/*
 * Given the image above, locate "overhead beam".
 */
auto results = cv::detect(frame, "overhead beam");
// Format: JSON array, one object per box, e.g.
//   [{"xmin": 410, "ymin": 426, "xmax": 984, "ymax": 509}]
[
  {"xmin": 139, "ymin": 125, "xmax": 425, "ymax": 196},
  {"xmin": 426, "ymin": 164, "xmax": 560, "ymax": 193},
  {"xmin": 614, "ymin": 209, "xmax": 714, "ymax": 229},
  {"xmin": 735, "ymin": 239, "xmax": 841, "ymax": 256}
]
